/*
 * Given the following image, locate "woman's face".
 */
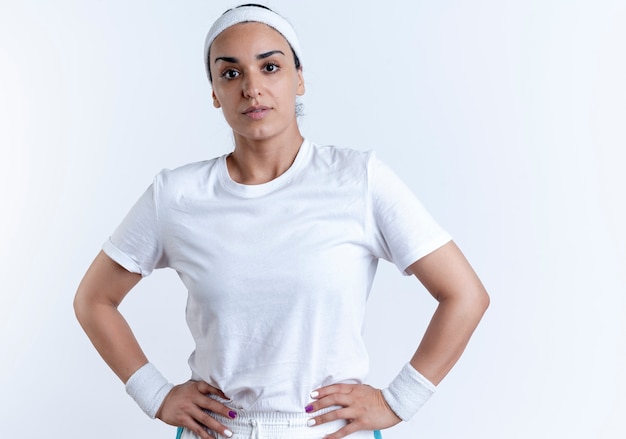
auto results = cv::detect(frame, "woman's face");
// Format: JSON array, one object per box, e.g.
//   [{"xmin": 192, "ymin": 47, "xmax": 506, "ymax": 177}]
[{"xmin": 210, "ymin": 22, "xmax": 305, "ymax": 143}]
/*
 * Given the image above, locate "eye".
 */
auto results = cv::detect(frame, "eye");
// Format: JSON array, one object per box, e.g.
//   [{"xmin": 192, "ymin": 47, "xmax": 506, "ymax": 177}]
[
  {"xmin": 263, "ymin": 62, "xmax": 280, "ymax": 73},
  {"xmin": 220, "ymin": 68, "xmax": 240, "ymax": 80}
]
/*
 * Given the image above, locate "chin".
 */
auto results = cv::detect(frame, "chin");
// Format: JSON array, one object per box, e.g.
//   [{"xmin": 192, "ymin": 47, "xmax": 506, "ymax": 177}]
[{"xmin": 236, "ymin": 123, "xmax": 286, "ymax": 141}]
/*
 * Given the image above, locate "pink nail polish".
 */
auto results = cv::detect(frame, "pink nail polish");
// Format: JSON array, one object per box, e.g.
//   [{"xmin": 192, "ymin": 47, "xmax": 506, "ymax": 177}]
[
  {"xmin": 305, "ymin": 404, "xmax": 314, "ymax": 413},
  {"xmin": 228, "ymin": 410, "xmax": 237, "ymax": 419}
]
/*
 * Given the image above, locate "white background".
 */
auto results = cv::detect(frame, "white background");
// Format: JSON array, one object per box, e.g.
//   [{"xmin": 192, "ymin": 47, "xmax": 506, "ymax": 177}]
[{"xmin": 1, "ymin": 0, "xmax": 625, "ymax": 438}]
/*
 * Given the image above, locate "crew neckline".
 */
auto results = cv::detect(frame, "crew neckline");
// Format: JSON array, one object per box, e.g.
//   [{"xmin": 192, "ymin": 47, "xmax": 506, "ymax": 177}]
[{"xmin": 217, "ymin": 138, "xmax": 311, "ymax": 198}]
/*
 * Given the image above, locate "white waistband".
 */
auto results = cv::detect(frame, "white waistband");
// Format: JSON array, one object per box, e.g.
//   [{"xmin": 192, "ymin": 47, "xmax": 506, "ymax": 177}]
[
  {"xmin": 212, "ymin": 406, "xmax": 344, "ymax": 438},
  {"xmin": 180, "ymin": 394, "xmax": 375, "ymax": 439},
  {"xmin": 180, "ymin": 408, "xmax": 374, "ymax": 439}
]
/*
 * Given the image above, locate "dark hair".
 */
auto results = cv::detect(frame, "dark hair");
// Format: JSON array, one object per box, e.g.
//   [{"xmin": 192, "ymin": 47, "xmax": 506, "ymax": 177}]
[
  {"xmin": 233, "ymin": 4, "xmax": 272, "ymax": 12},
  {"xmin": 207, "ymin": 3, "xmax": 302, "ymax": 83}
]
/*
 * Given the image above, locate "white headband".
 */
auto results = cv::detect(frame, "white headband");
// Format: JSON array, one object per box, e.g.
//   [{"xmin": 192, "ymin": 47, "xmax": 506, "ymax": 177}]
[{"xmin": 204, "ymin": 6, "xmax": 302, "ymax": 81}]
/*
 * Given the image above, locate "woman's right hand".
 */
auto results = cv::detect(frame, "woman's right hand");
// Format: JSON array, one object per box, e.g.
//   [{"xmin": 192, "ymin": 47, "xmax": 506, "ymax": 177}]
[{"xmin": 156, "ymin": 381, "xmax": 236, "ymax": 439}]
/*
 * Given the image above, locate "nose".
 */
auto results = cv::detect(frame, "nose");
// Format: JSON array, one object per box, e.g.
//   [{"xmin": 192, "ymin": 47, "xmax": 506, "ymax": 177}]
[{"xmin": 242, "ymin": 71, "xmax": 262, "ymax": 99}]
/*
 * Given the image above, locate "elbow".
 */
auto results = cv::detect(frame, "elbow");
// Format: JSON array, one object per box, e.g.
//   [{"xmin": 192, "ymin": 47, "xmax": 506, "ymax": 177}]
[
  {"xmin": 480, "ymin": 290, "xmax": 490, "ymax": 316},
  {"xmin": 73, "ymin": 283, "xmax": 121, "ymax": 330},
  {"xmin": 451, "ymin": 285, "xmax": 489, "ymax": 320},
  {"xmin": 441, "ymin": 284, "xmax": 490, "ymax": 316},
  {"xmin": 479, "ymin": 288, "xmax": 490, "ymax": 312},
  {"xmin": 73, "ymin": 286, "xmax": 100, "ymax": 328},
  {"xmin": 473, "ymin": 287, "xmax": 490, "ymax": 321},
  {"xmin": 73, "ymin": 288, "xmax": 88, "ymax": 327}
]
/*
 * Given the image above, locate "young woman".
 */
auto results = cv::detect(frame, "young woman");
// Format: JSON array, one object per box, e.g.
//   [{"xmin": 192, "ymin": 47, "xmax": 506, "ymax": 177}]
[{"xmin": 74, "ymin": 4, "xmax": 489, "ymax": 439}]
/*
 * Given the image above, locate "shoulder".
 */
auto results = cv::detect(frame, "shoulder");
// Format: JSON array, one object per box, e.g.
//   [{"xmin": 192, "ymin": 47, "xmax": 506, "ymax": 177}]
[
  {"xmin": 152, "ymin": 156, "xmax": 223, "ymax": 199},
  {"xmin": 310, "ymin": 142, "xmax": 373, "ymax": 163},
  {"xmin": 308, "ymin": 142, "xmax": 375, "ymax": 177}
]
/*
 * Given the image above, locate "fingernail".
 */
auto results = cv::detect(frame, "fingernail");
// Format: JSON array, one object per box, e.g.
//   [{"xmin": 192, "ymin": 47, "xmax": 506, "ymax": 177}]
[
  {"xmin": 310, "ymin": 390, "xmax": 319, "ymax": 398},
  {"xmin": 228, "ymin": 410, "xmax": 237, "ymax": 419},
  {"xmin": 224, "ymin": 429, "xmax": 233, "ymax": 438},
  {"xmin": 307, "ymin": 418, "xmax": 316, "ymax": 427},
  {"xmin": 305, "ymin": 404, "xmax": 314, "ymax": 413}
]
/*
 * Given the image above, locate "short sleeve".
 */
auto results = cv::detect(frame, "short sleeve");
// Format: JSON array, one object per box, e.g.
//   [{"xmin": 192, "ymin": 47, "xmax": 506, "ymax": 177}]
[
  {"xmin": 102, "ymin": 175, "xmax": 166, "ymax": 276},
  {"xmin": 367, "ymin": 154, "xmax": 452, "ymax": 275}
]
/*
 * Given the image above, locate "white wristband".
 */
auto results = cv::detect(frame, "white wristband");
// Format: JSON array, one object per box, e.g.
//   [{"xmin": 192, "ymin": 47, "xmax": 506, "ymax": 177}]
[
  {"xmin": 125, "ymin": 362, "xmax": 174, "ymax": 419},
  {"xmin": 381, "ymin": 363, "xmax": 436, "ymax": 421}
]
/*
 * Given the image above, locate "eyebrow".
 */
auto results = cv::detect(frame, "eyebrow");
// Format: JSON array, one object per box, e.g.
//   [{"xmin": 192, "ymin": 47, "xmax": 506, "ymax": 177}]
[{"xmin": 214, "ymin": 50, "xmax": 286, "ymax": 64}]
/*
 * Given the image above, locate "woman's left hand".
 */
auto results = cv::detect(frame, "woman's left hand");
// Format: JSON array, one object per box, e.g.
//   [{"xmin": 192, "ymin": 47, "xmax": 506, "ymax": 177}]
[{"xmin": 304, "ymin": 383, "xmax": 401, "ymax": 439}]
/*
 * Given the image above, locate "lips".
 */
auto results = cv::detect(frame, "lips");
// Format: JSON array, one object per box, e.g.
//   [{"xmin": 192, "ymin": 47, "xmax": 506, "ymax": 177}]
[{"xmin": 242, "ymin": 105, "xmax": 271, "ymax": 120}]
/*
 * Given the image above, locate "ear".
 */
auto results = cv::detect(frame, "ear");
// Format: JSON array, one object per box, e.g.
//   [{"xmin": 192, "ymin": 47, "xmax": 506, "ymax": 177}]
[
  {"xmin": 296, "ymin": 69, "xmax": 305, "ymax": 96},
  {"xmin": 212, "ymin": 90, "xmax": 221, "ymax": 108}
]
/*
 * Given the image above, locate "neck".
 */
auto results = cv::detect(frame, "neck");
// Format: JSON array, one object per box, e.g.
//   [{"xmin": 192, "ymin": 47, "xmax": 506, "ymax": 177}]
[{"xmin": 228, "ymin": 130, "xmax": 304, "ymax": 185}]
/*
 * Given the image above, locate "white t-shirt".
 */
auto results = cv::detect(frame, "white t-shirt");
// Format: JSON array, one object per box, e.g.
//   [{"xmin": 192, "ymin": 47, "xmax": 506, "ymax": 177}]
[{"xmin": 103, "ymin": 139, "xmax": 451, "ymax": 412}]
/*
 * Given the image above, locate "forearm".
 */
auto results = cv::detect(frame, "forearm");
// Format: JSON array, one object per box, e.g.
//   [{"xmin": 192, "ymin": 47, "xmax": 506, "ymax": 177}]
[
  {"xmin": 75, "ymin": 298, "xmax": 148, "ymax": 383},
  {"xmin": 74, "ymin": 251, "xmax": 148, "ymax": 382},
  {"xmin": 410, "ymin": 293, "xmax": 488, "ymax": 385}
]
